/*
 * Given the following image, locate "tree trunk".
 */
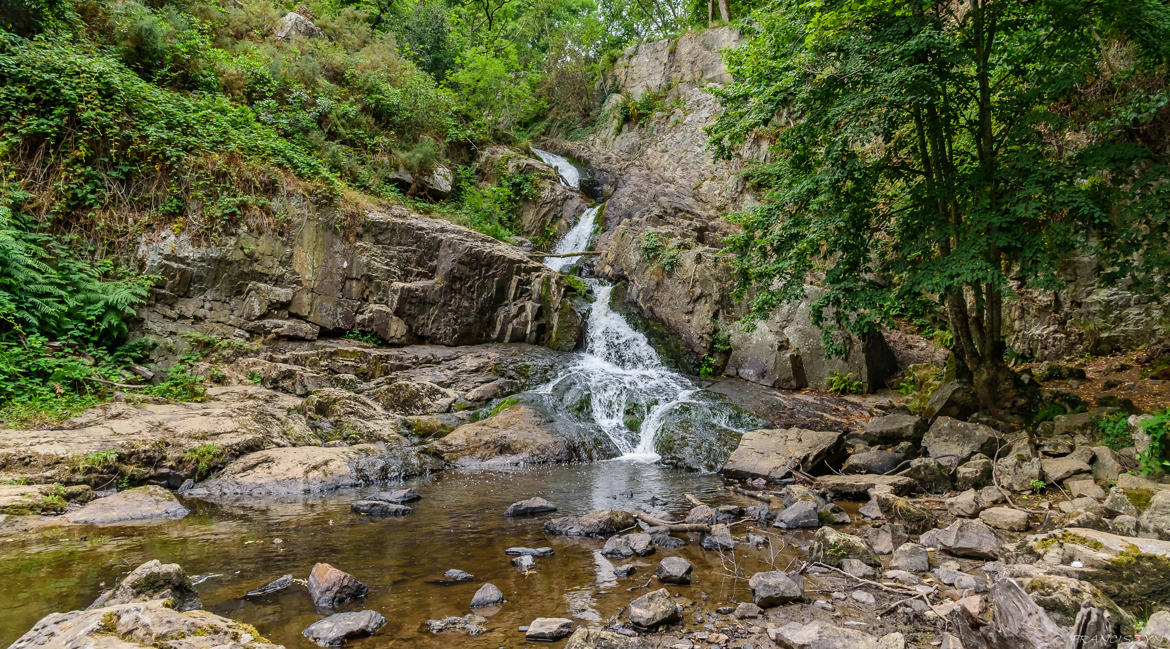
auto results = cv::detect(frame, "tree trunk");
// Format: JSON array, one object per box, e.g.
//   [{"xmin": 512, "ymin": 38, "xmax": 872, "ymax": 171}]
[
  {"xmin": 708, "ymin": 0, "xmax": 713, "ymax": 25},
  {"xmin": 717, "ymin": 0, "xmax": 729, "ymax": 23}
]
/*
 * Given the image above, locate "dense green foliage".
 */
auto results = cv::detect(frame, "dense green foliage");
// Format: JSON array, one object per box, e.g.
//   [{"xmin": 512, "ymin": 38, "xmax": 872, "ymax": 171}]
[
  {"xmin": 1139, "ymin": 409, "xmax": 1170, "ymax": 475},
  {"xmin": 709, "ymin": 0, "xmax": 1170, "ymax": 409}
]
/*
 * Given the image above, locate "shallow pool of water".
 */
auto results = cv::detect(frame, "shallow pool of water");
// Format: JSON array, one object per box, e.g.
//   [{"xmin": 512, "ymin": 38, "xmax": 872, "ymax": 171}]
[{"xmin": 0, "ymin": 462, "xmax": 797, "ymax": 648}]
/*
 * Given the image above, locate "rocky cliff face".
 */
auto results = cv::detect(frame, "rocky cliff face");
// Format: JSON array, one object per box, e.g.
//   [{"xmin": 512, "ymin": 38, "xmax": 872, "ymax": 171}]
[
  {"xmin": 550, "ymin": 27, "xmax": 896, "ymax": 390},
  {"xmin": 137, "ymin": 205, "xmax": 582, "ymax": 353}
]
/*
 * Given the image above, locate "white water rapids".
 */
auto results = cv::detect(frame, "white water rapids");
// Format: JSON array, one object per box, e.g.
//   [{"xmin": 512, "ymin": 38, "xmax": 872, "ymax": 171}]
[{"xmin": 526, "ymin": 150, "xmax": 750, "ymax": 464}]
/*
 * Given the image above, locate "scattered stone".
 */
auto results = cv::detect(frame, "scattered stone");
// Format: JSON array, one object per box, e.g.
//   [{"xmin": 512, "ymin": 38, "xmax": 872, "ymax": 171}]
[
  {"xmin": 933, "ymin": 566, "xmax": 982, "ymax": 591},
  {"xmin": 1144, "ymin": 611, "xmax": 1170, "ymax": 648},
  {"xmin": 526, "ymin": 618, "xmax": 574, "ymax": 641},
  {"xmin": 443, "ymin": 569, "xmax": 473, "ymax": 582},
  {"xmin": 733, "ymin": 602, "xmax": 762, "ymax": 619},
  {"xmin": 899, "ymin": 457, "xmax": 952, "ymax": 493},
  {"xmin": 1104, "ymin": 487, "xmax": 1139, "ymax": 517},
  {"xmin": 655, "ymin": 557, "xmax": 693, "ymax": 584},
  {"xmin": 351, "ymin": 501, "xmax": 412, "ymax": 516},
  {"xmin": 996, "ymin": 448, "xmax": 1044, "ymax": 493},
  {"xmin": 840, "ymin": 558, "xmax": 875, "ymax": 579},
  {"xmin": 370, "ymin": 487, "xmax": 420, "ymax": 503},
  {"xmin": 628, "ymin": 588, "xmax": 681, "ymax": 628},
  {"xmin": 246, "ymin": 574, "xmax": 294, "ymax": 598},
  {"xmin": 505, "ymin": 546, "xmax": 554, "ymax": 557},
  {"xmin": 864, "ymin": 523, "xmax": 908, "ymax": 555},
  {"xmin": 1111, "ymin": 514, "xmax": 1139, "ymax": 536},
  {"xmin": 721, "ymin": 428, "xmax": 843, "ymax": 480},
  {"xmin": 1140, "ymin": 489, "xmax": 1170, "ymax": 540},
  {"xmin": 89, "ymin": 560, "xmax": 201, "ymax": 611},
  {"xmin": 770, "ymin": 621, "xmax": 881, "ymax": 649},
  {"xmin": 471, "ymin": 583, "xmax": 504, "ymax": 608},
  {"xmin": 426, "ymin": 614, "xmax": 487, "ymax": 636},
  {"xmin": 602, "ymin": 535, "xmax": 635, "ymax": 558},
  {"xmin": 954, "ymin": 454, "xmax": 995, "ymax": 490},
  {"xmin": 700, "ymin": 523, "xmax": 735, "ymax": 551},
  {"xmin": 1059, "ymin": 496, "xmax": 1104, "ymax": 515},
  {"xmin": 512, "ymin": 555, "xmax": 536, "ymax": 572},
  {"xmin": 748, "ymin": 571, "xmax": 803, "ymax": 607},
  {"xmin": 614, "ymin": 565, "xmax": 637, "ymax": 578},
  {"xmin": 746, "ymin": 504, "xmax": 775, "ymax": 525},
  {"xmin": 563, "ymin": 627, "xmax": 636, "ymax": 649},
  {"xmin": 948, "ymin": 489, "xmax": 984, "ymax": 518},
  {"xmin": 505, "ymin": 497, "xmax": 557, "ymax": 517},
  {"xmin": 813, "ymin": 527, "xmax": 881, "ymax": 567},
  {"xmin": 820, "ymin": 502, "xmax": 851, "ymax": 525},
  {"xmin": 980, "ymin": 506, "xmax": 1029, "ymax": 532},
  {"xmin": 63, "ymin": 485, "xmax": 188, "ymax": 525},
  {"xmin": 851, "ymin": 590, "xmax": 876, "ymax": 605},
  {"xmin": 817, "ymin": 474, "xmax": 915, "ymax": 498},
  {"xmin": 923, "ymin": 381, "xmax": 978, "ymax": 420},
  {"xmin": 685, "ymin": 504, "xmax": 716, "ymax": 524},
  {"xmin": 1067, "ymin": 479, "xmax": 1106, "ymax": 501},
  {"xmin": 922, "ymin": 417, "xmax": 998, "ymax": 465},
  {"xmin": 1042, "ymin": 457, "xmax": 1092, "ymax": 483},
  {"xmin": 890, "ymin": 543, "xmax": 929, "ymax": 573},
  {"xmin": 274, "ymin": 11, "xmax": 324, "ymax": 39},
  {"xmin": 873, "ymin": 492, "xmax": 936, "ymax": 534},
  {"xmin": 1092, "ymin": 446, "xmax": 1126, "ymax": 483},
  {"xmin": 858, "ymin": 414, "xmax": 927, "ymax": 444},
  {"xmin": 774, "ymin": 499, "xmax": 820, "ymax": 529},
  {"xmin": 544, "ymin": 510, "xmax": 636, "ymax": 537},
  {"xmin": 303, "ymin": 610, "xmax": 386, "ymax": 647},
  {"xmin": 843, "ymin": 448, "xmax": 906, "ymax": 475},
  {"xmin": 308, "ymin": 563, "xmax": 367, "ymax": 609},
  {"xmin": 920, "ymin": 519, "xmax": 1002, "ymax": 559}
]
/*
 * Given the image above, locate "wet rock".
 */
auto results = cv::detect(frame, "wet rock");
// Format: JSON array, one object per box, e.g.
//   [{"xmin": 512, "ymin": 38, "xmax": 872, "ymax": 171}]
[
  {"xmin": 602, "ymin": 535, "xmax": 636, "ymax": 558},
  {"xmin": 505, "ymin": 496, "xmax": 557, "ymax": 517},
  {"xmin": 746, "ymin": 504, "xmax": 775, "ymax": 525},
  {"xmin": 246, "ymin": 574, "xmax": 293, "ymax": 597},
  {"xmin": 685, "ymin": 504, "xmax": 717, "ymax": 524},
  {"xmin": 954, "ymin": 454, "xmax": 995, "ymax": 490},
  {"xmin": 1140, "ymin": 489, "xmax": 1170, "ymax": 540},
  {"xmin": 842, "ymin": 448, "xmax": 906, "ymax": 475},
  {"xmin": 512, "ymin": 555, "xmax": 536, "ymax": 572},
  {"xmin": 774, "ymin": 499, "xmax": 820, "ymax": 529},
  {"xmin": 734, "ymin": 602, "xmax": 762, "ymax": 619},
  {"xmin": 920, "ymin": 519, "xmax": 1002, "ymax": 559},
  {"xmin": 980, "ymin": 506, "xmax": 1028, "ymax": 531},
  {"xmin": 922, "ymin": 417, "xmax": 998, "ymax": 465},
  {"xmin": 627, "ymin": 533, "xmax": 655, "ymax": 556},
  {"xmin": 947, "ymin": 490, "xmax": 984, "ymax": 518},
  {"xmin": 923, "ymin": 381, "xmax": 978, "ymax": 420},
  {"xmin": 563, "ymin": 627, "xmax": 637, "ymax": 649},
  {"xmin": 545, "ymin": 510, "xmax": 636, "ymax": 537},
  {"xmin": 11, "ymin": 601, "xmax": 279, "ymax": 649},
  {"xmin": 303, "ymin": 610, "xmax": 386, "ymax": 646},
  {"xmin": 813, "ymin": 527, "xmax": 881, "ymax": 567},
  {"xmin": 63, "ymin": 485, "xmax": 188, "ymax": 525},
  {"xmin": 371, "ymin": 487, "xmax": 420, "ymax": 503},
  {"xmin": 614, "ymin": 564, "xmax": 637, "ymax": 577},
  {"xmin": 890, "ymin": 543, "xmax": 929, "ymax": 573},
  {"xmin": 652, "ymin": 532, "xmax": 686, "ymax": 549},
  {"xmin": 770, "ymin": 620, "xmax": 880, "ymax": 648},
  {"xmin": 506, "ymin": 546, "xmax": 554, "ymax": 557},
  {"xmin": 858, "ymin": 414, "xmax": 927, "ymax": 444},
  {"xmin": 436, "ymin": 406, "xmax": 573, "ymax": 466},
  {"xmin": 351, "ymin": 501, "xmax": 412, "ymax": 516},
  {"xmin": 308, "ymin": 563, "xmax": 367, "ymax": 609},
  {"xmin": 655, "ymin": 557, "xmax": 693, "ymax": 584},
  {"xmin": 471, "ymin": 582, "xmax": 505, "ymax": 608},
  {"xmin": 426, "ymin": 614, "xmax": 487, "ymax": 636},
  {"xmin": 899, "ymin": 457, "xmax": 952, "ymax": 493},
  {"xmin": 628, "ymin": 588, "xmax": 681, "ymax": 628},
  {"xmin": 721, "ymin": 428, "xmax": 843, "ymax": 480},
  {"xmin": 700, "ymin": 523, "xmax": 735, "ymax": 551},
  {"xmin": 527, "ymin": 618, "xmax": 574, "ymax": 641},
  {"xmin": 89, "ymin": 559, "xmax": 202, "ymax": 611},
  {"xmin": 443, "ymin": 569, "xmax": 473, "ymax": 582},
  {"xmin": 817, "ymin": 473, "xmax": 915, "ymax": 498},
  {"xmin": 748, "ymin": 570, "xmax": 803, "ymax": 607}
]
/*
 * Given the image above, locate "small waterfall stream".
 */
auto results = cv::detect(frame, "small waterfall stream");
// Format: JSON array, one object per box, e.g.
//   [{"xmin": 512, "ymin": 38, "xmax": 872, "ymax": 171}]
[{"xmin": 526, "ymin": 150, "xmax": 752, "ymax": 465}]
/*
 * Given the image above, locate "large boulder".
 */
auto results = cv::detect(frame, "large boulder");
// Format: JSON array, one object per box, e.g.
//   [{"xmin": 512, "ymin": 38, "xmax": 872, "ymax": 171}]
[
  {"xmin": 525, "ymin": 618, "xmax": 575, "ymax": 641},
  {"xmin": 545, "ymin": 510, "xmax": 637, "ymax": 537},
  {"xmin": 274, "ymin": 11, "xmax": 323, "ymax": 39},
  {"xmin": 505, "ymin": 496, "xmax": 557, "ymax": 517},
  {"xmin": 922, "ymin": 417, "xmax": 999, "ymax": 465},
  {"xmin": 721, "ymin": 428, "xmax": 843, "ymax": 480},
  {"xmin": 470, "ymin": 583, "xmax": 505, "ymax": 608},
  {"xmin": 770, "ymin": 621, "xmax": 882, "ymax": 648},
  {"xmin": 64, "ymin": 486, "xmax": 188, "ymax": 525},
  {"xmin": 308, "ymin": 563, "xmax": 367, "ymax": 609},
  {"xmin": 816, "ymin": 474, "xmax": 915, "ymax": 499},
  {"xmin": 434, "ymin": 405, "xmax": 573, "ymax": 466},
  {"xmin": 1140, "ymin": 488, "xmax": 1170, "ymax": 540},
  {"xmin": 858, "ymin": 414, "xmax": 927, "ymax": 444},
  {"xmin": 923, "ymin": 381, "xmax": 978, "ymax": 420},
  {"xmin": 920, "ymin": 519, "xmax": 1003, "ymax": 559},
  {"xmin": 89, "ymin": 560, "xmax": 201, "ymax": 611},
  {"xmin": 302, "ymin": 611, "xmax": 386, "ymax": 647},
  {"xmin": 627, "ymin": 588, "xmax": 680, "ymax": 628},
  {"xmin": 748, "ymin": 570, "xmax": 803, "ymax": 607}
]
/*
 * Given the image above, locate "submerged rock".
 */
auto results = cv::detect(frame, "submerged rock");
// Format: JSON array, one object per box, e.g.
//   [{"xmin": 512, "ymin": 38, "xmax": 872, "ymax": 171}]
[
  {"xmin": 64, "ymin": 485, "xmax": 188, "ymax": 525},
  {"xmin": 302, "ymin": 610, "xmax": 386, "ymax": 647},
  {"xmin": 246, "ymin": 574, "xmax": 294, "ymax": 598},
  {"xmin": 505, "ymin": 546, "xmax": 554, "ymax": 557},
  {"xmin": 442, "ymin": 569, "xmax": 473, "ymax": 582},
  {"xmin": 526, "ymin": 617, "xmax": 574, "ymax": 641},
  {"xmin": 308, "ymin": 563, "xmax": 367, "ymax": 609},
  {"xmin": 544, "ymin": 510, "xmax": 636, "ymax": 537},
  {"xmin": 628, "ymin": 588, "xmax": 681, "ymax": 628},
  {"xmin": 370, "ymin": 488, "xmax": 420, "ymax": 503},
  {"xmin": 426, "ymin": 614, "xmax": 487, "ymax": 636},
  {"xmin": 471, "ymin": 582, "xmax": 505, "ymax": 608},
  {"xmin": 350, "ymin": 501, "xmax": 412, "ymax": 516},
  {"xmin": 922, "ymin": 417, "xmax": 998, "ymax": 465},
  {"xmin": 505, "ymin": 496, "xmax": 558, "ymax": 517},
  {"xmin": 90, "ymin": 559, "xmax": 202, "ymax": 611}
]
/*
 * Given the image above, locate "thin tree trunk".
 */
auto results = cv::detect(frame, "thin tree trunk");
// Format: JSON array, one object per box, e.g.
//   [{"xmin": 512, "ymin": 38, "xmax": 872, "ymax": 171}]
[
  {"xmin": 717, "ymin": 0, "xmax": 729, "ymax": 23},
  {"xmin": 708, "ymin": 0, "xmax": 713, "ymax": 26}
]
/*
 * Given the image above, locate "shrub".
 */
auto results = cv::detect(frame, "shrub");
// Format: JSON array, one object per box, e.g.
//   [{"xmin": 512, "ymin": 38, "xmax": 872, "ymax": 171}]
[
  {"xmin": 1095, "ymin": 412, "xmax": 1133, "ymax": 451},
  {"xmin": 827, "ymin": 372, "xmax": 864, "ymax": 395},
  {"xmin": 1138, "ymin": 409, "xmax": 1170, "ymax": 475}
]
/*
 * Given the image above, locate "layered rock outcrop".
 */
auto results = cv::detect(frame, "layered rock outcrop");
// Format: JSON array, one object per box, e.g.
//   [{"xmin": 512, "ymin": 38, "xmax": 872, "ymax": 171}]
[{"xmin": 137, "ymin": 206, "xmax": 582, "ymax": 354}]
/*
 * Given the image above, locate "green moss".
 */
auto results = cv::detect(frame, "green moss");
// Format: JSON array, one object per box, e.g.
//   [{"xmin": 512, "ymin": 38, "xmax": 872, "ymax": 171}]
[
  {"xmin": 183, "ymin": 444, "xmax": 222, "ymax": 481},
  {"xmin": 1033, "ymin": 530, "xmax": 1105, "ymax": 552},
  {"xmin": 1097, "ymin": 545, "xmax": 1170, "ymax": 611},
  {"xmin": 1124, "ymin": 488, "xmax": 1154, "ymax": 511},
  {"xmin": 487, "ymin": 396, "xmax": 520, "ymax": 418}
]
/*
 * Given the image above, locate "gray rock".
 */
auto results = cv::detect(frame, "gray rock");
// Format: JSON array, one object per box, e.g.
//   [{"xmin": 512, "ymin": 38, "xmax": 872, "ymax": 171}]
[
  {"xmin": 920, "ymin": 519, "xmax": 1002, "ymax": 559},
  {"xmin": 308, "ymin": 563, "xmax": 367, "ymax": 609},
  {"xmin": 89, "ymin": 560, "xmax": 201, "ymax": 611},
  {"xmin": 628, "ymin": 588, "xmax": 681, "ymax": 628},
  {"xmin": 563, "ymin": 627, "xmax": 637, "ymax": 649},
  {"xmin": 899, "ymin": 457, "xmax": 952, "ymax": 493},
  {"xmin": 512, "ymin": 555, "xmax": 535, "ymax": 572},
  {"xmin": 923, "ymin": 381, "xmax": 978, "ymax": 420},
  {"xmin": 505, "ymin": 546, "xmax": 554, "ymax": 557},
  {"xmin": 1141, "ymin": 489, "xmax": 1170, "ymax": 540},
  {"xmin": 274, "ymin": 11, "xmax": 324, "ymax": 40},
  {"xmin": 859, "ymin": 414, "xmax": 927, "ymax": 444},
  {"xmin": 852, "ymin": 590, "xmax": 876, "ymax": 605},
  {"xmin": 748, "ymin": 570, "xmax": 803, "ymax": 607},
  {"xmin": 1067, "ymin": 479, "xmax": 1106, "ymax": 500},
  {"xmin": 721, "ymin": 428, "xmax": 842, "ymax": 480},
  {"xmin": 351, "ymin": 501, "xmax": 412, "ymax": 516},
  {"xmin": 544, "ymin": 510, "xmax": 636, "ymax": 537},
  {"xmin": 426, "ymin": 614, "xmax": 487, "ymax": 635},
  {"xmin": 505, "ymin": 496, "xmax": 557, "ymax": 517},
  {"xmin": 1092, "ymin": 446, "xmax": 1126, "ymax": 482},
  {"xmin": 890, "ymin": 543, "xmax": 929, "ymax": 573},
  {"xmin": 1042, "ymin": 457, "xmax": 1092, "ymax": 483},
  {"xmin": 684, "ymin": 504, "xmax": 716, "ymax": 524},
  {"xmin": 954, "ymin": 454, "xmax": 994, "ymax": 490},
  {"xmin": 979, "ymin": 506, "xmax": 1029, "ymax": 532},
  {"xmin": 655, "ymin": 556, "xmax": 693, "ymax": 584},
  {"xmin": 63, "ymin": 486, "xmax": 188, "ymax": 525},
  {"xmin": 526, "ymin": 617, "xmax": 574, "ymax": 641},
  {"xmin": 816, "ymin": 473, "xmax": 915, "ymax": 499},
  {"xmin": 602, "ymin": 535, "xmax": 635, "ymax": 558},
  {"xmin": 1104, "ymin": 487, "xmax": 1139, "ymax": 517},
  {"xmin": 246, "ymin": 574, "xmax": 293, "ymax": 597},
  {"xmin": 813, "ymin": 527, "xmax": 880, "ymax": 567},
  {"xmin": 864, "ymin": 523, "xmax": 908, "ymax": 555},
  {"xmin": 700, "ymin": 523, "xmax": 735, "ymax": 551},
  {"xmin": 371, "ymin": 488, "xmax": 419, "ymax": 503},
  {"xmin": 922, "ymin": 417, "xmax": 998, "ymax": 465},
  {"xmin": 470, "ymin": 582, "xmax": 504, "ymax": 608},
  {"xmin": 996, "ymin": 447, "xmax": 1045, "ymax": 493},
  {"xmin": 626, "ymin": 533, "xmax": 655, "ymax": 556},
  {"xmin": 770, "ymin": 621, "xmax": 881, "ymax": 648},
  {"xmin": 733, "ymin": 602, "xmax": 762, "ymax": 619},
  {"xmin": 1110, "ymin": 514, "xmax": 1139, "ymax": 536},
  {"xmin": 947, "ymin": 489, "xmax": 984, "ymax": 518},
  {"xmin": 840, "ymin": 558, "xmax": 875, "ymax": 579},
  {"xmin": 443, "ymin": 569, "xmax": 473, "ymax": 582},
  {"xmin": 774, "ymin": 499, "xmax": 820, "ymax": 529},
  {"xmin": 302, "ymin": 610, "xmax": 386, "ymax": 647},
  {"xmin": 1145, "ymin": 611, "xmax": 1170, "ymax": 648}
]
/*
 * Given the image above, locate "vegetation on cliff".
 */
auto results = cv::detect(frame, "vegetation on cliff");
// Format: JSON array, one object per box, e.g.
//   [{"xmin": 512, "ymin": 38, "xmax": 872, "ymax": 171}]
[{"xmin": 709, "ymin": 0, "xmax": 1170, "ymax": 412}]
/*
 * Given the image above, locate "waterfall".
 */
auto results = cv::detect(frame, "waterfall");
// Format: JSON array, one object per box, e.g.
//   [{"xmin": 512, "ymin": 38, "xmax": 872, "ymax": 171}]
[
  {"xmin": 525, "ymin": 150, "xmax": 751, "ymax": 465},
  {"xmin": 532, "ymin": 148, "xmax": 581, "ymax": 190}
]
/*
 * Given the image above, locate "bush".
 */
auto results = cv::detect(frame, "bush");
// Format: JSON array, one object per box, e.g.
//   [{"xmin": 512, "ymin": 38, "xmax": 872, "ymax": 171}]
[
  {"xmin": 827, "ymin": 372, "xmax": 864, "ymax": 395},
  {"xmin": 1138, "ymin": 409, "xmax": 1170, "ymax": 475},
  {"xmin": 1096, "ymin": 412, "xmax": 1133, "ymax": 451}
]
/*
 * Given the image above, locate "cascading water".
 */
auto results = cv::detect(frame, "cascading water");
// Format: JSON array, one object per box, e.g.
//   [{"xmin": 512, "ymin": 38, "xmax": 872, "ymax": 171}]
[
  {"xmin": 532, "ymin": 147, "xmax": 581, "ymax": 190},
  {"xmin": 522, "ymin": 150, "xmax": 754, "ymax": 466}
]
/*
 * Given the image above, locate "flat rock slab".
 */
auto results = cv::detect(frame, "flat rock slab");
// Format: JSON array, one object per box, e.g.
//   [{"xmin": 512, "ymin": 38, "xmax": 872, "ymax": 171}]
[
  {"xmin": 370, "ymin": 488, "xmax": 420, "ymax": 503},
  {"xmin": 526, "ymin": 618, "xmax": 574, "ymax": 641},
  {"xmin": 246, "ymin": 574, "xmax": 294, "ymax": 597},
  {"xmin": 816, "ymin": 474, "xmax": 915, "ymax": 498},
  {"xmin": 721, "ymin": 428, "xmax": 842, "ymax": 480},
  {"xmin": 351, "ymin": 501, "xmax": 412, "ymax": 516},
  {"xmin": 563, "ymin": 627, "xmax": 637, "ymax": 649},
  {"xmin": 303, "ymin": 610, "xmax": 386, "ymax": 646},
  {"xmin": 505, "ymin": 496, "xmax": 557, "ymax": 517},
  {"xmin": 426, "ymin": 614, "xmax": 488, "ymax": 636},
  {"xmin": 505, "ymin": 546, "xmax": 554, "ymax": 557},
  {"xmin": 544, "ymin": 510, "xmax": 636, "ymax": 537},
  {"xmin": 64, "ymin": 485, "xmax": 188, "ymax": 525}
]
